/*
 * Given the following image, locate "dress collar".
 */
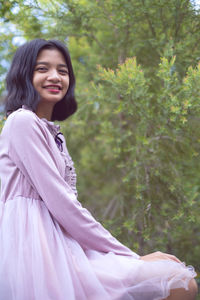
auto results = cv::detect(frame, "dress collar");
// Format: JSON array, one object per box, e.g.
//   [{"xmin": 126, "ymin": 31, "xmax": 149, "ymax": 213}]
[
  {"xmin": 21, "ymin": 104, "xmax": 60, "ymax": 135},
  {"xmin": 40, "ymin": 118, "xmax": 60, "ymax": 136}
]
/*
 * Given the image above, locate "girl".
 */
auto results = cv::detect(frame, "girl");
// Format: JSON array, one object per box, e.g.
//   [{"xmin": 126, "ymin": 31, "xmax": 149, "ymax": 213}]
[{"xmin": 0, "ymin": 39, "xmax": 197, "ymax": 300}]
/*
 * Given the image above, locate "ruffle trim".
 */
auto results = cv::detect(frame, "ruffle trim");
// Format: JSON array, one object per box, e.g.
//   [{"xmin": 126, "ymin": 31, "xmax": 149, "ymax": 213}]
[{"xmin": 60, "ymin": 151, "xmax": 78, "ymax": 197}]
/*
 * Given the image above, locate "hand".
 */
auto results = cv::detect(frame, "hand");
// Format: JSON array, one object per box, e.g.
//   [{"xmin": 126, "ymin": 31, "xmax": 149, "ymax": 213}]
[{"xmin": 140, "ymin": 251, "xmax": 182, "ymax": 264}]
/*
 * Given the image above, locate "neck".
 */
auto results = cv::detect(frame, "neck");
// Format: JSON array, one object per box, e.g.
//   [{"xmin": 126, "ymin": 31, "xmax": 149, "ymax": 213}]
[{"xmin": 36, "ymin": 102, "xmax": 54, "ymax": 121}]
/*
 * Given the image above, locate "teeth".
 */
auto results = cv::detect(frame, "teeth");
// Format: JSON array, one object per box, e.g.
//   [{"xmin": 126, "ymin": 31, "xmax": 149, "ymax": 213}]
[{"xmin": 45, "ymin": 86, "xmax": 60, "ymax": 90}]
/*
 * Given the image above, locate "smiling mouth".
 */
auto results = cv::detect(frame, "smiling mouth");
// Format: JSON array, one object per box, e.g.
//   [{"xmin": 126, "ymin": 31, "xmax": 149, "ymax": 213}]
[{"xmin": 44, "ymin": 85, "xmax": 62, "ymax": 90}]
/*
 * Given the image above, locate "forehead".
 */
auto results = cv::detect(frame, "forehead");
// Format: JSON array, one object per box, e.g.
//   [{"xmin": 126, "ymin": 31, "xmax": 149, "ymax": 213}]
[{"xmin": 36, "ymin": 48, "xmax": 67, "ymax": 65}]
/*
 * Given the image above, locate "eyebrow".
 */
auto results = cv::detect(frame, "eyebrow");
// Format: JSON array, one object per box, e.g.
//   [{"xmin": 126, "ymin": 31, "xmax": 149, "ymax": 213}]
[{"xmin": 35, "ymin": 62, "xmax": 68, "ymax": 69}]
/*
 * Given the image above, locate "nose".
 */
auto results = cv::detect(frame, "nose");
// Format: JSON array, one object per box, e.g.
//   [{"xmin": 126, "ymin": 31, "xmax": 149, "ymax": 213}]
[{"xmin": 47, "ymin": 69, "xmax": 61, "ymax": 82}]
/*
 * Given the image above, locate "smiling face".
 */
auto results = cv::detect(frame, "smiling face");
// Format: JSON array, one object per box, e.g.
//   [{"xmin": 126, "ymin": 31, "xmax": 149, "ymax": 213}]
[{"xmin": 33, "ymin": 48, "xmax": 69, "ymax": 108}]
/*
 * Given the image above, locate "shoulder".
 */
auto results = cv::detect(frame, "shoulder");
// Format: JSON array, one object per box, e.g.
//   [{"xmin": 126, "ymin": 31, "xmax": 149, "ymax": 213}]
[
  {"xmin": 8, "ymin": 108, "xmax": 39, "ymax": 127},
  {"xmin": 4, "ymin": 108, "xmax": 48, "ymax": 139}
]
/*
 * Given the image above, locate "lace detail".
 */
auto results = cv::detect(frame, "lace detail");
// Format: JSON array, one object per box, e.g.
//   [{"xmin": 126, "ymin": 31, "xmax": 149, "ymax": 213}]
[
  {"xmin": 21, "ymin": 105, "xmax": 78, "ymax": 197},
  {"xmin": 40, "ymin": 118, "xmax": 78, "ymax": 197},
  {"xmin": 60, "ymin": 151, "xmax": 78, "ymax": 197}
]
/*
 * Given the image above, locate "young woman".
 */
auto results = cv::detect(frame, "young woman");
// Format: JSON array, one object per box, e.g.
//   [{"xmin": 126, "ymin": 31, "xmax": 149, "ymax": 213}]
[{"xmin": 0, "ymin": 39, "xmax": 197, "ymax": 300}]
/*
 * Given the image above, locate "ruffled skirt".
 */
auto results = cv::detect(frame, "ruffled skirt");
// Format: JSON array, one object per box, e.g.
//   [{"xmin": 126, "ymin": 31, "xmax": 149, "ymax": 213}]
[{"xmin": 0, "ymin": 197, "xmax": 196, "ymax": 300}]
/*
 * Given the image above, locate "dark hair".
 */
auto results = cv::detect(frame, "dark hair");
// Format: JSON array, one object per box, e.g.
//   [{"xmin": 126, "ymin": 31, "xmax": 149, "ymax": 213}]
[{"xmin": 5, "ymin": 39, "xmax": 77, "ymax": 121}]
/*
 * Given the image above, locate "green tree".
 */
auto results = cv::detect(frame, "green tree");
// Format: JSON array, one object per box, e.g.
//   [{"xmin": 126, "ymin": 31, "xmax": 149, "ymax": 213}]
[{"xmin": 61, "ymin": 55, "xmax": 200, "ymax": 270}]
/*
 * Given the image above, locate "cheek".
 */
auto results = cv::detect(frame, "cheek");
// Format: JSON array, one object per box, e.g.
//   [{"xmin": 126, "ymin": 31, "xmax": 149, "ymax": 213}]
[{"xmin": 32, "ymin": 74, "xmax": 43, "ymax": 90}]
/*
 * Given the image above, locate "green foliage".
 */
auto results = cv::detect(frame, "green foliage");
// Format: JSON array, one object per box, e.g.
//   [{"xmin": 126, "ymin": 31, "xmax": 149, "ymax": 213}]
[
  {"xmin": 62, "ymin": 56, "xmax": 200, "ymax": 271},
  {"xmin": 0, "ymin": 118, "xmax": 5, "ymax": 132}
]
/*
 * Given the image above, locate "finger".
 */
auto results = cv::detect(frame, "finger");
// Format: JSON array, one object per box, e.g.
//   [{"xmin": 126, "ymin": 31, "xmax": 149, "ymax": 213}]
[
  {"xmin": 164, "ymin": 254, "xmax": 182, "ymax": 263},
  {"xmin": 157, "ymin": 252, "xmax": 182, "ymax": 263}
]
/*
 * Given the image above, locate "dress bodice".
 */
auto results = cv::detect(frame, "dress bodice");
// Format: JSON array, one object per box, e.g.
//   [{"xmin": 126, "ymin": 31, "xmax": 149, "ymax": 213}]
[{"xmin": 22, "ymin": 105, "xmax": 78, "ymax": 197}]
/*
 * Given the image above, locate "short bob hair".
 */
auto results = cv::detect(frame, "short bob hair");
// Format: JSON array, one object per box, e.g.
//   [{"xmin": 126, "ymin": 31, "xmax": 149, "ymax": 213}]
[{"xmin": 5, "ymin": 39, "xmax": 77, "ymax": 121}]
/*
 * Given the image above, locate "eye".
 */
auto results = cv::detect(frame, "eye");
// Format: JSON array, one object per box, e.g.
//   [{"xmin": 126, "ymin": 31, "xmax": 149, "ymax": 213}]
[
  {"xmin": 35, "ymin": 66, "xmax": 48, "ymax": 72},
  {"xmin": 59, "ymin": 69, "xmax": 69, "ymax": 75}
]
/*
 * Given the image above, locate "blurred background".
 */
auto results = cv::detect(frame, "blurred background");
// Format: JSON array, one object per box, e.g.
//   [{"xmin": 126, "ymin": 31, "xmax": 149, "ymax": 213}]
[{"xmin": 0, "ymin": 0, "xmax": 200, "ymax": 292}]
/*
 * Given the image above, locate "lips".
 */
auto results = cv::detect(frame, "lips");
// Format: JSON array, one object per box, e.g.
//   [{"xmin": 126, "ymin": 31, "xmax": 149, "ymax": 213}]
[{"xmin": 43, "ymin": 85, "xmax": 62, "ymax": 90}]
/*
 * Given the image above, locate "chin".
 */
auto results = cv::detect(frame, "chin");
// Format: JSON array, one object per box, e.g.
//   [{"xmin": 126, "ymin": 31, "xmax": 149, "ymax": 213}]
[{"xmin": 40, "ymin": 98, "xmax": 63, "ymax": 104}]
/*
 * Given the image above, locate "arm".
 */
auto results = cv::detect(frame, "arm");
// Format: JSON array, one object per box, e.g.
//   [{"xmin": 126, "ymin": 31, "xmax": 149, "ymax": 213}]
[{"xmin": 9, "ymin": 110, "xmax": 139, "ymax": 258}]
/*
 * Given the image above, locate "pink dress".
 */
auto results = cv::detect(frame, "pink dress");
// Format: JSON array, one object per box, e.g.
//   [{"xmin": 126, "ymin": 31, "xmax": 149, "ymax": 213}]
[{"xmin": 0, "ymin": 106, "xmax": 196, "ymax": 300}]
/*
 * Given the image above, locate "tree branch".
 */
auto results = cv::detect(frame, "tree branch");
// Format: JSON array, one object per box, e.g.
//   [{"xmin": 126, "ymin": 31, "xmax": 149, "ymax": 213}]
[{"xmin": 140, "ymin": 0, "xmax": 156, "ymax": 38}]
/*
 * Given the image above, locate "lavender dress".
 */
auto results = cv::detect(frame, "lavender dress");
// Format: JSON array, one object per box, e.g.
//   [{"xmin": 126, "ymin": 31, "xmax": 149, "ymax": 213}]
[{"xmin": 0, "ymin": 106, "xmax": 196, "ymax": 300}]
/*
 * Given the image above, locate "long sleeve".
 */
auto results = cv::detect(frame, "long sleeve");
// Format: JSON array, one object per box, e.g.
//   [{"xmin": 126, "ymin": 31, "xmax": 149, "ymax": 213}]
[{"xmin": 8, "ymin": 110, "xmax": 139, "ymax": 258}]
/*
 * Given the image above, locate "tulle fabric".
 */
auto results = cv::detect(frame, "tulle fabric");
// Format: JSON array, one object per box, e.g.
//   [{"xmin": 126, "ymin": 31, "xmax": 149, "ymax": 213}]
[{"xmin": 0, "ymin": 197, "xmax": 196, "ymax": 300}]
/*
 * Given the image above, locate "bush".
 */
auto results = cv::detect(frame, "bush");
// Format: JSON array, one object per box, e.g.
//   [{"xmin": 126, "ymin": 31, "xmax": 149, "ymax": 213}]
[{"xmin": 63, "ymin": 57, "xmax": 200, "ymax": 271}]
